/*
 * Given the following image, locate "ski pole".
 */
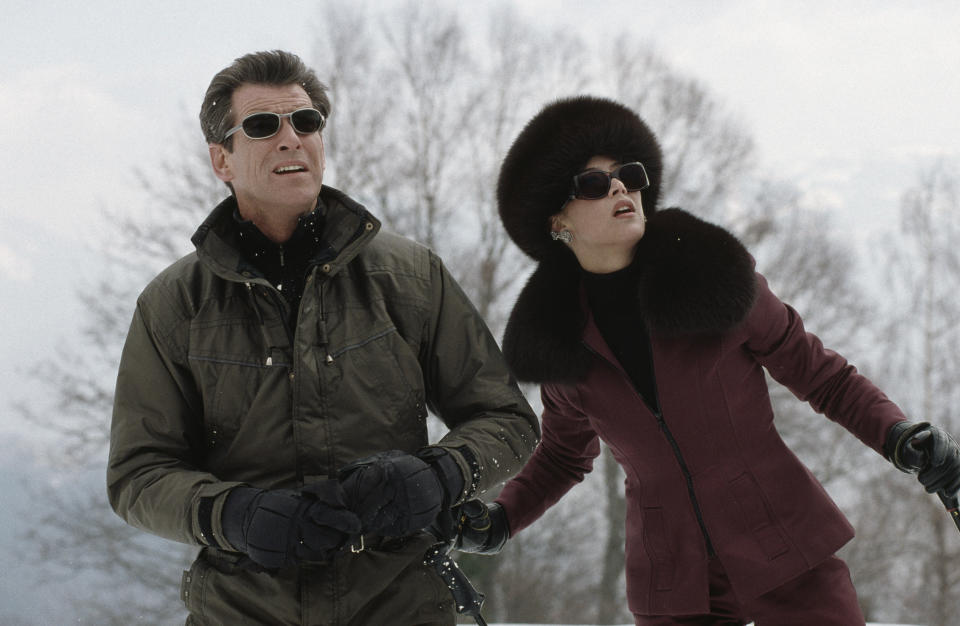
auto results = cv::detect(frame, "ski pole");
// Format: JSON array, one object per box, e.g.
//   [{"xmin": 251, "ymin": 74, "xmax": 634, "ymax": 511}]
[
  {"xmin": 938, "ymin": 492, "xmax": 960, "ymax": 534},
  {"xmin": 424, "ymin": 542, "xmax": 488, "ymax": 626},
  {"xmin": 907, "ymin": 430, "xmax": 960, "ymax": 534}
]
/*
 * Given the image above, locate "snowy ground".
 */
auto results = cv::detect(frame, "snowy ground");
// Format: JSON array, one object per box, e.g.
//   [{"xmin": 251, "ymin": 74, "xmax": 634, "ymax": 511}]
[{"xmin": 488, "ymin": 623, "xmax": 919, "ymax": 625}]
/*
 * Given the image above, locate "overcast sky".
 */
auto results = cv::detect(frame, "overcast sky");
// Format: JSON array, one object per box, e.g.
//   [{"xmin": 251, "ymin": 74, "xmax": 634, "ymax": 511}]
[{"xmin": 1, "ymin": 0, "xmax": 958, "ymax": 440}]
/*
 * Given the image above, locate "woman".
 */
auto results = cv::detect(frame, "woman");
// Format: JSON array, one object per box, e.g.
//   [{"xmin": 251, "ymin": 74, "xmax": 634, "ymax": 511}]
[{"xmin": 455, "ymin": 96, "xmax": 960, "ymax": 624}]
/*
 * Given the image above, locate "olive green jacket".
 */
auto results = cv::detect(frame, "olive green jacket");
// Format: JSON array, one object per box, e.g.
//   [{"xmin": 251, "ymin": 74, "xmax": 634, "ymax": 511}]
[{"xmin": 107, "ymin": 187, "xmax": 538, "ymax": 622}]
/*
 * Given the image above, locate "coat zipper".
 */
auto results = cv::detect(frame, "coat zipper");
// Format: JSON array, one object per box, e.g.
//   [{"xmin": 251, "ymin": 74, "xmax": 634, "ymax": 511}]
[
  {"xmin": 583, "ymin": 339, "xmax": 716, "ymax": 557},
  {"xmin": 265, "ymin": 287, "xmax": 295, "ymax": 345},
  {"xmin": 650, "ymin": 408, "xmax": 716, "ymax": 557}
]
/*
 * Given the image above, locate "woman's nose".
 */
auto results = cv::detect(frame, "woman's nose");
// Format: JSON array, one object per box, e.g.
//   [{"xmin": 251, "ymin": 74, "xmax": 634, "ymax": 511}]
[{"xmin": 609, "ymin": 176, "xmax": 628, "ymax": 195}]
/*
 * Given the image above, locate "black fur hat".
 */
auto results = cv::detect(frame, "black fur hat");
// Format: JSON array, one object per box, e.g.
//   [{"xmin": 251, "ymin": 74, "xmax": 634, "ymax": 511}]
[{"xmin": 497, "ymin": 96, "xmax": 663, "ymax": 261}]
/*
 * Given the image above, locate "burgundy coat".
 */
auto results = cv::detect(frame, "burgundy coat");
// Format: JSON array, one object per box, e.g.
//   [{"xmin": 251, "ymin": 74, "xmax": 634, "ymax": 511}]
[{"xmin": 496, "ymin": 209, "xmax": 906, "ymax": 616}]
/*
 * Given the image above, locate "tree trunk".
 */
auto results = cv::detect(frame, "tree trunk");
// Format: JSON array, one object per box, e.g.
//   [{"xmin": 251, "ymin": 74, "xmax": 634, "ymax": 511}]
[{"xmin": 597, "ymin": 445, "xmax": 627, "ymax": 623}]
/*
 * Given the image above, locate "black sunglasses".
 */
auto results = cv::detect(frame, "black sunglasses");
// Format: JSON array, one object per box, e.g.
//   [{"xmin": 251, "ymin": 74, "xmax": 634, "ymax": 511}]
[
  {"xmin": 223, "ymin": 108, "xmax": 326, "ymax": 141},
  {"xmin": 569, "ymin": 161, "xmax": 650, "ymax": 200}
]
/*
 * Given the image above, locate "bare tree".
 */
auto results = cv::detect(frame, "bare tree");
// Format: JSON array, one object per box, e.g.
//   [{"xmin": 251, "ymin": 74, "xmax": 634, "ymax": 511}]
[
  {"xmin": 739, "ymin": 180, "xmax": 877, "ymax": 482},
  {"xmin": 18, "ymin": 2, "xmax": 899, "ymax": 623},
  {"xmin": 861, "ymin": 161, "xmax": 960, "ymax": 625},
  {"xmin": 604, "ymin": 36, "xmax": 756, "ymax": 219},
  {"xmin": 310, "ymin": 4, "xmax": 403, "ymax": 214},
  {"xmin": 18, "ymin": 133, "xmax": 222, "ymax": 622}
]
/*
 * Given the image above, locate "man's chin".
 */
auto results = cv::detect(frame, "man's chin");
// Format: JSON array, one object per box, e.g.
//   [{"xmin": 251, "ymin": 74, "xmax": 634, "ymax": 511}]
[{"xmin": 275, "ymin": 188, "xmax": 322, "ymax": 211}]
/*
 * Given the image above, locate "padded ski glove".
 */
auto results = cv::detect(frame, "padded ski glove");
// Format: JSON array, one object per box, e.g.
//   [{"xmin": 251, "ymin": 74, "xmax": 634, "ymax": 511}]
[
  {"xmin": 453, "ymin": 499, "xmax": 509, "ymax": 555},
  {"xmin": 221, "ymin": 482, "xmax": 361, "ymax": 570},
  {"xmin": 338, "ymin": 448, "xmax": 464, "ymax": 537},
  {"xmin": 886, "ymin": 421, "xmax": 960, "ymax": 496}
]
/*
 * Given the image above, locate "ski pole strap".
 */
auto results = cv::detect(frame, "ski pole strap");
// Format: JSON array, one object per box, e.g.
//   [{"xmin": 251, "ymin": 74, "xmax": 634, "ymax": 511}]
[{"xmin": 423, "ymin": 544, "xmax": 488, "ymax": 626}]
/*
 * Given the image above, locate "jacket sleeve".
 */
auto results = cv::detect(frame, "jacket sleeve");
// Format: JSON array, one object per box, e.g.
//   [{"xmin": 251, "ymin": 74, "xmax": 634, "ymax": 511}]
[
  {"xmin": 495, "ymin": 382, "xmax": 601, "ymax": 536},
  {"xmin": 107, "ymin": 290, "xmax": 243, "ymax": 548},
  {"xmin": 744, "ymin": 272, "xmax": 907, "ymax": 454},
  {"xmin": 419, "ymin": 253, "xmax": 541, "ymax": 503}
]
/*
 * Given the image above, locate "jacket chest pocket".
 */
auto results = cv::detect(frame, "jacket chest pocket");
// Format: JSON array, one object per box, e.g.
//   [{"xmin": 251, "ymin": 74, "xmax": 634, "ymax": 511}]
[
  {"xmin": 325, "ymin": 327, "xmax": 428, "ymax": 446},
  {"xmin": 188, "ymin": 317, "xmax": 292, "ymax": 449}
]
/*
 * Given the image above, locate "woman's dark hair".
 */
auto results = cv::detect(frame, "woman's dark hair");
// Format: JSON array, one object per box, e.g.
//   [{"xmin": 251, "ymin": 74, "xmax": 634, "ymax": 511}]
[{"xmin": 199, "ymin": 50, "xmax": 330, "ymax": 151}]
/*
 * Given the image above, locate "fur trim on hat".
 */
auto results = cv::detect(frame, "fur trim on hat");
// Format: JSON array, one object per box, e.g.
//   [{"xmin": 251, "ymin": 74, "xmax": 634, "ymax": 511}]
[
  {"xmin": 502, "ymin": 209, "xmax": 757, "ymax": 384},
  {"xmin": 497, "ymin": 96, "xmax": 664, "ymax": 262}
]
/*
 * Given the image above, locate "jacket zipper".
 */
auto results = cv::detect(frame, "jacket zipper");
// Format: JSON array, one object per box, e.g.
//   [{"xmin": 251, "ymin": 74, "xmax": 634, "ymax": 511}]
[
  {"xmin": 265, "ymin": 287, "xmax": 295, "ymax": 345},
  {"xmin": 650, "ymin": 408, "xmax": 716, "ymax": 557},
  {"xmin": 583, "ymin": 339, "xmax": 717, "ymax": 557}
]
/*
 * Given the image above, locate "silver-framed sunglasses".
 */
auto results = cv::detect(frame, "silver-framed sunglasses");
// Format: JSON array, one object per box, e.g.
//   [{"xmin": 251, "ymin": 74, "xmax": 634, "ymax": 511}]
[{"xmin": 223, "ymin": 108, "xmax": 326, "ymax": 141}]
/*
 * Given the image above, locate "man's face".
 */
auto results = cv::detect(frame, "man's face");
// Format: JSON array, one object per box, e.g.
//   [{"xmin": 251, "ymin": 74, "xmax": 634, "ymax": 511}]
[{"xmin": 209, "ymin": 83, "xmax": 325, "ymax": 223}]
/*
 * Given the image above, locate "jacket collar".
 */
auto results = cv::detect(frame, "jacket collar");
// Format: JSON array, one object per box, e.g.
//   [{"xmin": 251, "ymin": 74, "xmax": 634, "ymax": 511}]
[
  {"xmin": 192, "ymin": 185, "xmax": 381, "ymax": 283},
  {"xmin": 502, "ymin": 208, "xmax": 758, "ymax": 384}
]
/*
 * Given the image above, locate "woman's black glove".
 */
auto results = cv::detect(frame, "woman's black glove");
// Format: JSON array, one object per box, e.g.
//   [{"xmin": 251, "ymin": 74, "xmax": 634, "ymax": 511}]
[
  {"xmin": 453, "ymin": 499, "xmax": 509, "ymax": 555},
  {"xmin": 886, "ymin": 421, "xmax": 960, "ymax": 495},
  {"xmin": 221, "ymin": 482, "xmax": 361, "ymax": 570},
  {"xmin": 338, "ymin": 448, "xmax": 464, "ymax": 537}
]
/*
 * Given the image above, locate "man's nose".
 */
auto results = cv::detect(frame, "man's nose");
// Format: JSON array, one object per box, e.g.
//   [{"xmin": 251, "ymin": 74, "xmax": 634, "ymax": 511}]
[{"xmin": 275, "ymin": 118, "xmax": 301, "ymax": 150}]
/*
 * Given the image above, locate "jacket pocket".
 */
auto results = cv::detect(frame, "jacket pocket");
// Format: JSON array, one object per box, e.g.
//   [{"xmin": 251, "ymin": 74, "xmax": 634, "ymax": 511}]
[
  {"xmin": 729, "ymin": 472, "xmax": 789, "ymax": 560},
  {"xmin": 336, "ymin": 327, "xmax": 427, "ymax": 436},
  {"xmin": 188, "ymin": 313, "xmax": 292, "ymax": 445},
  {"xmin": 188, "ymin": 355, "xmax": 285, "ymax": 451},
  {"xmin": 181, "ymin": 555, "xmax": 211, "ymax": 617},
  {"xmin": 181, "ymin": 548, "xmax": 301, "ymax": 624}
]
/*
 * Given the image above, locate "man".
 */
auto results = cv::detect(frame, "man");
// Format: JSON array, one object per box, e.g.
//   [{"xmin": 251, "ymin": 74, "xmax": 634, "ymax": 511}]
[{"xmin": 107, "ymin": 50, "xmax": 539, "ymax": 625}]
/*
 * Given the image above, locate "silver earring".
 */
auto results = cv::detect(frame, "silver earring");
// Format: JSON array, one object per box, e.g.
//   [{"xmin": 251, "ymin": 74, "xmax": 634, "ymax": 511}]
[{"xmin": 551, "ymin": 230, "xmax": 573, "ymax": 243}]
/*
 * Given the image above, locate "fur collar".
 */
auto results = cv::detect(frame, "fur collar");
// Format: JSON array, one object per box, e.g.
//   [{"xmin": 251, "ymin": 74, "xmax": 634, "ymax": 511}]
[{"xmin": 502, "ymin": 208, "xmax": 757, "ymax": 384}]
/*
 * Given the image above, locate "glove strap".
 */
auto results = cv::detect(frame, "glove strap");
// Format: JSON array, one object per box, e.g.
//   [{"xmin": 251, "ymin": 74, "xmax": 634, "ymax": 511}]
[
  {"xmin": 197, "ymin": 496, "xmax": 217, "ymax": 547},
  {"xmin": 417, "ymin": 447, "xmax": 466, "ymax": 507}
]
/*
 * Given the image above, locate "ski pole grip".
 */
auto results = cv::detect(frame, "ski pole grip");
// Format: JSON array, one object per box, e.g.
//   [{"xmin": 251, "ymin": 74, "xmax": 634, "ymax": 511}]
[
  {"xmin": 904, "ymin": 428, "xmax": 960, "ymax": 533},
  {"xmin": 424, "ymin": 544, "xmax": 487, "ymax": 624},
  {"xmin": 938, "ymin": 492, "xmax": 959, "ymax": 513},
  {"xmin": 938, "ymin": 492, "xmax": 960, "ymax": 533}
]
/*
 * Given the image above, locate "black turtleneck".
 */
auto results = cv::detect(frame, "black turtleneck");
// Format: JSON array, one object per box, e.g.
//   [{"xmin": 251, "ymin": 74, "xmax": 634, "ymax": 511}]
[
  {"xmin": 234, "ymin": 203, "xmax": 331, "ymax": 324},
  {"xmin": 582, "ymin": 266, "xmax": 660, "ymax": 413}
]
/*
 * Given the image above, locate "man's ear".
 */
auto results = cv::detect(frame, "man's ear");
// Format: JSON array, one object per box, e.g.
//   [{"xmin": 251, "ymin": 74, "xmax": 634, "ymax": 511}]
[{"xmin": 208, "ymin": 144, "xmax": 234, "ymax": 183}]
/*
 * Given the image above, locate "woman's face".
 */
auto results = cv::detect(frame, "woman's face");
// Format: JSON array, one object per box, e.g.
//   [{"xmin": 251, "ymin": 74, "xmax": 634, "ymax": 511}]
[{"xmin": 551, "ymin": 155, "xmax": 647, "ymax": 272}]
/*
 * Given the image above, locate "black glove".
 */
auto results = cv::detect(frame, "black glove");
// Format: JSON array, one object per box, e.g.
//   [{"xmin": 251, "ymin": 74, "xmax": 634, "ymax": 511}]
[
  {"xmin": 338, "ymin": 448, "xmax": 464, "ymax": 537},
  {"xmin": 886, "ymin": 421, "xmax": 960, "ymax": 495},
  {"xmin": 221, "ymin": 482, "xmax": 361, "ymax": 570},
  {"xmin": 453, "ymin": 499, "xmax": 509, "ymax": 555}
]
